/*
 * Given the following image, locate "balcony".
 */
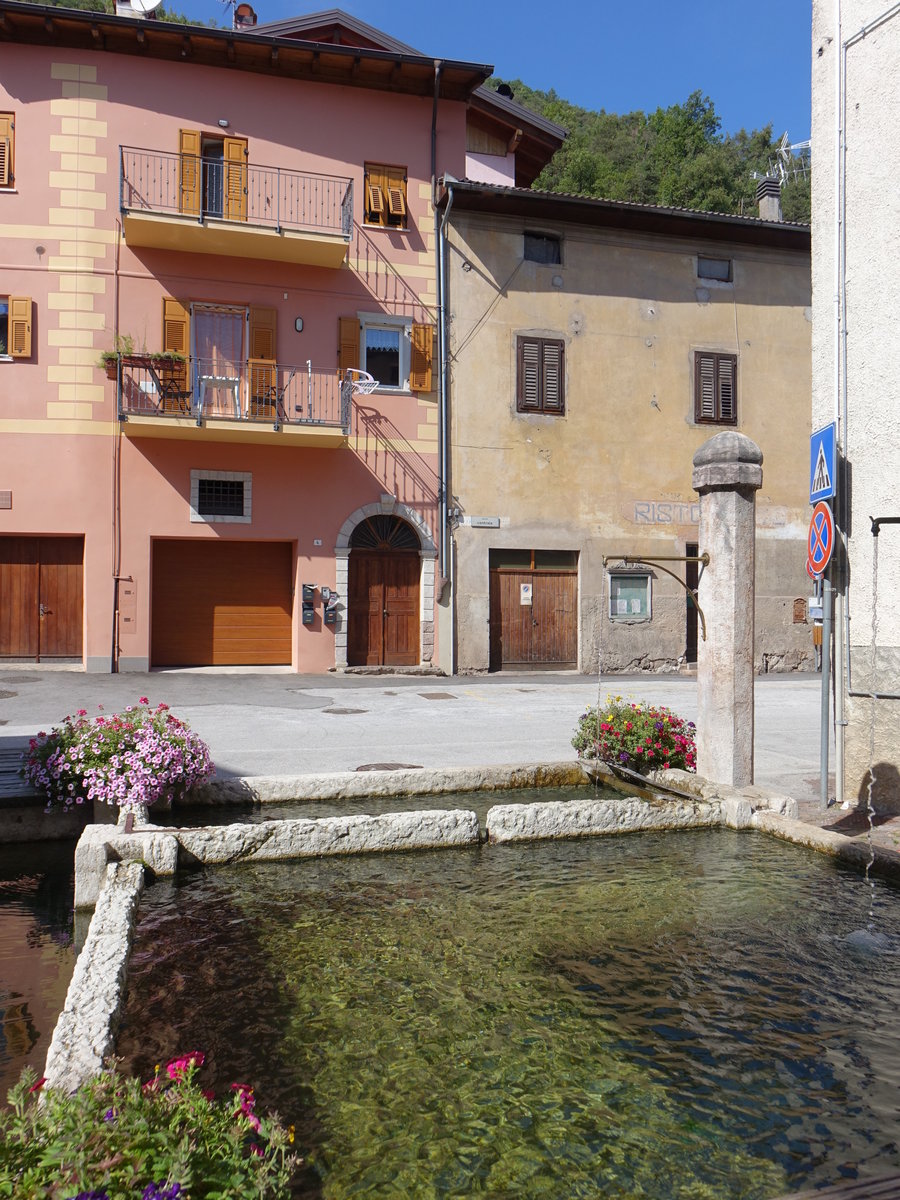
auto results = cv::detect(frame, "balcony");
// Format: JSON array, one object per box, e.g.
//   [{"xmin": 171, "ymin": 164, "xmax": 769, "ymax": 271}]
[
  {"xmin": 116, "ymin": 356, "xmax": 367, "ymax": 446},
  {"xmin": 120, "ymin": 148, "xmax": 353, "ymax": 268}
]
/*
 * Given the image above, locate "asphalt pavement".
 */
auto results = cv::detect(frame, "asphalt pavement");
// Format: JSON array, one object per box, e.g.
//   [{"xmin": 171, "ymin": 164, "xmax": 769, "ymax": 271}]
[{"xmin": 0, "ymin": 667, "xmax": 827, "ymax": 805}]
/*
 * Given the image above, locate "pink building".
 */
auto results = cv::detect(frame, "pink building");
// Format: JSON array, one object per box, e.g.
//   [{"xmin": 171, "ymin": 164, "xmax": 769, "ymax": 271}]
[{"xmin": 0, "ymin": 4, "xmax": 562, "ymax": 672}]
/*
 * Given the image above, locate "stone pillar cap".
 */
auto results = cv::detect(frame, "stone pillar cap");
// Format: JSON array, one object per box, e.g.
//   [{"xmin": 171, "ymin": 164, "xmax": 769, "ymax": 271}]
[{"xmin": 693, "ymin": 431, "xmax": 763, "ymax": 492}]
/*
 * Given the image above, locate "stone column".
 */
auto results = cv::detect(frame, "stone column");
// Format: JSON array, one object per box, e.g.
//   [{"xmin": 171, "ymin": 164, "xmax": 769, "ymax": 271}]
[{"xmin": 692, "ymin": 432, "xmax": 763, "ymax": 787}]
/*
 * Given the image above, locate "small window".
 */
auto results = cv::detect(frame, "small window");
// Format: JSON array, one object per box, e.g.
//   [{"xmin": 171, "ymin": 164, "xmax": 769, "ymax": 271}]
[
  {"xmin": 0, "ymin": 113, "xmax": 13, "ymax": 188},
  {"xmin": 364, "ymin": 324, "xmax": 402, "ymax": 387},
  {"xmin": 609, "ymin": 572, "xmax": 651, "ymax": 620},
  {"xmin": 694, "ymin": 351, "xmax": 737, "ymax": 425},
  {"xmin": 0, "ymin": 296, "xmax": 32, "ymax": 358},
  {"xmin": 524, "ymin": 232, "xmax": 561, "ymax": 265},
  {"xmin": 365, "ymin": 163, "xmax": 407, "ymax": 229},
  {"xmin": 516, "ymin": 336, "xmax": 565, "ymax": 415},
  {"xmin": 489, "ymin": 549, "xmax": 578, "ymax": 571},
  {"xmin": 190, "ymin": 470, "xmax": 251, "ymax": 523},
  {"xmin": 697, "ymin": 256, "xmax": 732, "ymax": 282}
]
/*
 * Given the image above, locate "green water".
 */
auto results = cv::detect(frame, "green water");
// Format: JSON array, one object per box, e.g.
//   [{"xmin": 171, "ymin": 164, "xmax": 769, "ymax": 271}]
[{"xmin": 117, "ymin": 829, "xmax": 900, "ymax": 1199}]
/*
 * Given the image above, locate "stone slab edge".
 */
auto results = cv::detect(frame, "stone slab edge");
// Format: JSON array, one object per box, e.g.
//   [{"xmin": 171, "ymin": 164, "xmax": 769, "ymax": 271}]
[
  {"xmin": 486, "ymin": 794, "xmax": 725, "ymax": 843},
  {"xmin": 753, "ymin": 809, "xmax": 900, "ymax": 881},
  {"xmin": 188, "ymin": 761, "xmax": 589, "ymax": 806},
  {"xmin": 44, "ymin": 861, "xmax": 145, "ymax": 1093},
  {"xmin": 74, "ymin": 808, "xmax": 480, "ymax": 909}
]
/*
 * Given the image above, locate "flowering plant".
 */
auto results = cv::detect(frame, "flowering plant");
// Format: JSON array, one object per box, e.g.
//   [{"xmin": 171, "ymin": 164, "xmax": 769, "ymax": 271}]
[
  {"xmin": 20, "ymin": 699, "xmax": 214, "ymax": 814},
  {"xmin": 0, "ymin": 1058, "xmax": 298, "ymax": 1198},
  {"xmin": 572, "ymin": 695, "xmax": 697, "ymax": 773}
]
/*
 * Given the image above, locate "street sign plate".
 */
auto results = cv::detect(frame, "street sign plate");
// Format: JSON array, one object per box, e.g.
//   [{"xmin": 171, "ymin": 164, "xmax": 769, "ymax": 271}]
[
  {"xmin": 810, "ymin": 423, "xmax": 836, "ymax": 503},
  {"xmin": 807, "ymin": 500, "xmax": 835, "ymax": 576}
]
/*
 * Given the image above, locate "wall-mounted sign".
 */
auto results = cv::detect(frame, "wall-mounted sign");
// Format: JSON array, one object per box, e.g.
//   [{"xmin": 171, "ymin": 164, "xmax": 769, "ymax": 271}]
[
  {"xmin": 470, "ymin": 516, "xmax": 501, "ymax": 528},
  {"xmin": 520, "ymin": 583, "xmax": 533, "ymax": 606}
]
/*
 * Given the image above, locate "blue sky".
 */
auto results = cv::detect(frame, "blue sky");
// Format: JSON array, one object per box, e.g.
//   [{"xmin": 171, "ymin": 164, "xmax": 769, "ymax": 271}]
[{"xmin": 174, "ymin": 0, "xmax": 813, "ymax": 143}]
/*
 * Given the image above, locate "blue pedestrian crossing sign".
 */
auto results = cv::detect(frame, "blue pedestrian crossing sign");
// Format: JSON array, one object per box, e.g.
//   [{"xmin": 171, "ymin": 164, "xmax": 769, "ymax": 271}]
[{"xmin": 810, "ymin": 423, "xmax": 836, "ymax": 504}]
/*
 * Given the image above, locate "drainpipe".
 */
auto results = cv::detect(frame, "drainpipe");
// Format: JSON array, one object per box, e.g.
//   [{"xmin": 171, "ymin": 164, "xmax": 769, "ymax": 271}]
[{"xmin": 438, "ymin": 179, "xmax": 455, "ymax": 672}]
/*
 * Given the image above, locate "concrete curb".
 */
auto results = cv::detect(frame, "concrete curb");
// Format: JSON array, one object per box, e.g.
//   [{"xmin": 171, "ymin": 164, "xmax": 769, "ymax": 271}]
[
  {"xmin": 753, "ymin": 809, "xmax": 900, "ymax": 881},
  {"xmin": 44, "ymin": 861, "xmax": 145, "ymax": 1094}
]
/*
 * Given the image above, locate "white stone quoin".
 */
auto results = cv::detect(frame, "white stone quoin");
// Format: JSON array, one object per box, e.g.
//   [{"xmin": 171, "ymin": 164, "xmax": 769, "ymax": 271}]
[{"xmin": 693, "ymin": 431, "xmax": 763, "ymax": 787}]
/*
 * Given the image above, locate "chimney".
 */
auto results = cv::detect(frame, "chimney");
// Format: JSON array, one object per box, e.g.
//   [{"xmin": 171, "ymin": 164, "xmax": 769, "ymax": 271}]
[
  {"xmin": 756, "ymin": 176, "xmax": 783, "ymax": 223},
  {"xmin": 234, "ymin": 3, "xmax": 257, "ymax": 28}
]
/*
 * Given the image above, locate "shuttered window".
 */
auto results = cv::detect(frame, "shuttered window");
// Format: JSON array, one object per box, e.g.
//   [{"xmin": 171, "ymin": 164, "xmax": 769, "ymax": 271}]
[
  {"xmin": 0, "ymin": 113, "xmax": 13, "ymax": 188},
  {"xmin": 2, "ymin": 296, "xmax": 32, "ymax": 358},
  {"xmin": 516, "ymin": 336, "xmax": 565, "ymax": 415},
  {"xmin": 694, "ymin": 351, "xmax": 737, "ymax": 425},
  {"xmin": 364, "ymin": 163, "xmax": 407, "ymax": 229}
]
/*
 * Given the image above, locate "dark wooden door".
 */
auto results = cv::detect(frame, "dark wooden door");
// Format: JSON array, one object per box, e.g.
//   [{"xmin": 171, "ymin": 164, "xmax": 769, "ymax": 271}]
[
  {"xmin": 348, "ymin": 551, "xmax": 419, "ymax": 666},
  {"xmin": 0, "ymin": 536, "xmax": 83, "ymax": 659},
  {"xmin": 685, "ymin": 541, "xmax": 699, "ymax": 665},
  {"xmin": 489, "ymin": 570, "xmax": 577, "ymax": 669}
]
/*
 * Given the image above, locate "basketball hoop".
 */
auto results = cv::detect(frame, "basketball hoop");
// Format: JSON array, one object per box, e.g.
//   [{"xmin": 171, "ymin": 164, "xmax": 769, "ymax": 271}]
[{"xmin": 347, "ymin": 369, "xmax": 379, "ymax": 395}]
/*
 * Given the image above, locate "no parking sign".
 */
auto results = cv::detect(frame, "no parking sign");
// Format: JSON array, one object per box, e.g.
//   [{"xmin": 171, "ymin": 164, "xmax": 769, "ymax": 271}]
[{"xmin": 807, "ymin": 501, "xmax": 834, "ymax": 578}]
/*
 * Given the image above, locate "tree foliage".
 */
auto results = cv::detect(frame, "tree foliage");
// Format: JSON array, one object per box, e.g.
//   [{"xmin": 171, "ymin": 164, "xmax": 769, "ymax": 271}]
[{"xmin": 492, "ymin": 80, "xmax": 810, "ymax": 223}]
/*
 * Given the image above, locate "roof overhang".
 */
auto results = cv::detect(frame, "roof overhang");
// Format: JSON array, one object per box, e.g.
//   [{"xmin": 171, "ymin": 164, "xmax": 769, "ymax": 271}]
[
  {"xmin": 0, "ymin": 1, "xmax": 492, "ymax": 100},
  {"xmin": 467, "ymin": 89, "xmax": 566, "ymax": 187},
  {"xmin": 439, "ymin": 181, "xmax": 811, "ymax": 252}
]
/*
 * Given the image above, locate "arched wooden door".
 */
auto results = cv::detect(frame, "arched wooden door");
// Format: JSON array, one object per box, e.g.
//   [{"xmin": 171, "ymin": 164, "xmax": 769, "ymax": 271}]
[{"xmin": 347, "ymin": 517, "xmax": 420, "ymax": 667}]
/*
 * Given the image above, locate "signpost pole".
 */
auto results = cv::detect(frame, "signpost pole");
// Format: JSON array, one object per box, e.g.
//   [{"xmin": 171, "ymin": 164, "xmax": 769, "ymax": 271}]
[{"xmin": 820, "ymin": 576, "xmax": 832, "ymax": 810}]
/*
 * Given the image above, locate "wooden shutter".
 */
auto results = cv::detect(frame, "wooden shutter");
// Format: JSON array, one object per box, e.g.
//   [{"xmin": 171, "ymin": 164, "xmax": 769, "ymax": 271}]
[
  {"xmin": 161, "ymin": 298, "xmax": 190, "ymax": 397},
  {"xmin": 410, "ymin": 322, "xmax": 433, "ymax": 392},
  {"xmin": 0, "ymin": 114, "xmax": 12, "ymax": 187},
  {"xmin": 338, "ymin": 317, "xmax": 359, "ymax": 374},
  {"xmin": 385, "ymin": 167, "xmax": 407, "ymax": 220},
  {"xmin": 541, "ymin": 340, "xmax": 564, "ymax": 412},
  {"xmin": 695, "ymin": 353, "xmax": 717, "ymax": 421},
  {"xmin": 694, "ymin": 352, "xmax": 737, "ymax": 424},
  {"xmin": 717, "ymin": 355, "xmax": 736, "ymax": 423},
  {"xmin": 9, "ymin": 296, "xmax": 32, "ymax": 358},
  {"xmin": 365, "ymin": 166, "xmax": 385, "ymax": 223},
  {"xmin": 249, "ymin": 306, "xmax": 276, "ymax": 361},
  {"xmin": 517, "ymin": 337, "xmax": 541, "ymax": 411},
  {"xmin": 179, "ymin": 129, "xmax": 201, "ymax": 217},
  {"xmin": 223, "ymin": 136, "xmax": 248, "ymax": 222}
]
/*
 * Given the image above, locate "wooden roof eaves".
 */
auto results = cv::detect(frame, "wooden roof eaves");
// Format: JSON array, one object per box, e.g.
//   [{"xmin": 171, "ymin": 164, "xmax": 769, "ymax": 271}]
[
  {"xmin": 438, "ymin": 182, "xmax": 811, "ymax": 253},
  {"xmin": 0, "ymin": 1, "xmax": 492, "ymax": 99}
]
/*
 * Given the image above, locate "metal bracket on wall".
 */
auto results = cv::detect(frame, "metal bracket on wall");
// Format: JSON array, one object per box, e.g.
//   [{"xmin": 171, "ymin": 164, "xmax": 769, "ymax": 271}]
[
  {"xmin": 870, "ymin": 516, "xmax": 900, "ymax": 537},
  {"xmin": 601, "ymin": 553, "xmax": 711, "ymax": 642}
]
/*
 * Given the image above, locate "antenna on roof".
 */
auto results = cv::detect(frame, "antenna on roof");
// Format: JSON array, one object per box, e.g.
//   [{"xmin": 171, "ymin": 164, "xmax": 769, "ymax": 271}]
[{"xmin": 117, "ymin": 0, "xmax": 162, "ymax": 17}]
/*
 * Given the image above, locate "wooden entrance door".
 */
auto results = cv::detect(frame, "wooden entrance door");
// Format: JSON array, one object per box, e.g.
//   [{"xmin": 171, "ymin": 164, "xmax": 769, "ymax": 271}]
[
  {"xmin": 489, "ymin": 569, "xmax": 577, "ymax": 669},
  {"xmin": 348, "ymin": 551, "xmax": 419, "ymax": 666},
  {"xmin": 0, "ymin": 536, "xmax": 84, "ymax": 660}
]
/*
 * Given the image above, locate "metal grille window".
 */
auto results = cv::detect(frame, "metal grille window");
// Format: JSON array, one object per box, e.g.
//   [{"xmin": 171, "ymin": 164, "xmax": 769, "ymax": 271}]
[
  {"xmin": 524, "ymin": 232, "xmax": 562, "ymax": 265},
  {"xmin": 516, "ymin": 336, "xmax": 565, "ymax": 415},
  {"xmin": 694, "ymin": 351, "xmax": 737, "ymax": 425},
  {"xmin": 190, "ymin": 470, "xmax": 252, "ymax": 524}
]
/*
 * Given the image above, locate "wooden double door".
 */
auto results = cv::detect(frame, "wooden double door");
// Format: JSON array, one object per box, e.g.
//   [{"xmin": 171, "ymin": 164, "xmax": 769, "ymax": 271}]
[
  {"xmin": 489, "ymin": 568, "xmax": 577, "ymax": 670},
  {"xmin": 0, "ymin": 536, "xmax": 84, "ymax": 660},
  {"xmin": 348, "ymin": 550, "xmax": 419, "ymax": 667}
]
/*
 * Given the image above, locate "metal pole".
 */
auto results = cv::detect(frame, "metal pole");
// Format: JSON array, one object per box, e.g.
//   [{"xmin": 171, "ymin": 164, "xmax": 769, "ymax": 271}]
[{"xmin": 820, "ymin": 576, "xmax": 833, "ymax": 809}]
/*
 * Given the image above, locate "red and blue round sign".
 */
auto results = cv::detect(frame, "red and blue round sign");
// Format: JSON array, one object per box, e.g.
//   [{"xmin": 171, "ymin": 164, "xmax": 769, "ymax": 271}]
[{"xmin": 807, "ymin": 501, "xmax": 834, "ymax": 578}]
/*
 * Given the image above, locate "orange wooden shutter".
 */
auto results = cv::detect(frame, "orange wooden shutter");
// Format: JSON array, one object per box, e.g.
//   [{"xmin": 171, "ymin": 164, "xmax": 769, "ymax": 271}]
[
  {"xmin": 366, "ymin": 179, "xmax": 385, "ymax": 221},
  {"xmin": 162, "ymin": 298, "xmax": 190, "ymax": 396},
  {"xmin": 410, "ymin": 322, "xmax": 434, "ymax": 392},
  {"xmin": 223, "ymin": 137, "xmax": 248, "ymax": 221},
  {"xmin": 179, "ymin": 129, "xmax": 201, "ymax": 216},
  {"xmin": 338, "ymin": 317, "xmax": 359, "ymax": 374},
  {"xmin": 9, "ymin": 296, "xmax": 32, "ymax": 358},
  {"xmin": 249, "ymin": 306, "xmax": 277, "ymax": 360},
  {"xmin": 0, "ymin": 114, "xmax": 12, "ymax": 187},
  {"xmin": 386, "ymin": 168, "xmax": 407, "ymax": 219}
]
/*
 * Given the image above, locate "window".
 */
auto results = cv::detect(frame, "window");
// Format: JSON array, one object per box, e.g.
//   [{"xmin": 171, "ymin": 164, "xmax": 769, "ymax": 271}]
[
  {"xmin": 190, "ymin": 470, "xmax": 251, "ymax": 523},
  {"xmin": 490, "ymin": 549, "xmax": 578, "ymax": 570},
  {"xmin": 338, "ymin": 314, "xmax": 434, "ymax": 392},
  {"xmin": 524, "ymin": 232, "xmax": 561, "ymax": 265},
  {"xmin": 694, "ymin": 351, "xmax": 737, "ymax": 425},
  {"xmin": 0, "ymin": 113, "xmax": 13, "ymax": 188},
  {"xmin": 516, "ymin": 336, "xmax": 565, "ymax": 415},
  {"xmin": 179, "ymin": 129, "xmax": 247, "ymax": 221},
  {"xmin": 0, "ymin": 296, "xmax": 32, "ymax": 358},
  {"xmin": 609, "ymin": 572, "xmax": 651, "ymax": 620},
  {"xmin": 364, "ymin": 163, "xmax": 407, "ymax": 228},
  {"xmin": 697, "ymin": 256, "xmax": 732, "ymax": 282}
]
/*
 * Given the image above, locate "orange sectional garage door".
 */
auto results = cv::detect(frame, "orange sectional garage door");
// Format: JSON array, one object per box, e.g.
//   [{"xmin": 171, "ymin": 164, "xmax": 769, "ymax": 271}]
[{"xmin": 151, "ymin": 540, "xmax": 293, "ymax": 667}]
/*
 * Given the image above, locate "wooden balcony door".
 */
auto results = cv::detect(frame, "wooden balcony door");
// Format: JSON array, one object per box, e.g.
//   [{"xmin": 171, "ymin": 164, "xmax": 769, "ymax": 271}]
[
  {"xmin": 0, "ymin": 536, "xmax": 84, "ymax": 660},
  {"xmin": 348, "ymin": 550, "xmax": 419, "ymax": 667}
]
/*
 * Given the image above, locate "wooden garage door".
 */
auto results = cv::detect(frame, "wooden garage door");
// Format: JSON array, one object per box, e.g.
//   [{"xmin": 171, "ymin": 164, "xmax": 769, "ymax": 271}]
[
  {"xmin": 0, "ymin": 536, "xmax": 83, "ymax": 660},
  {"xmin": 152, "ymin": 540, "xmax": 292, "ymax": 667},
  {"xmin": 489, "ymin": 550, "xmax": 577, "ymax": 670}
]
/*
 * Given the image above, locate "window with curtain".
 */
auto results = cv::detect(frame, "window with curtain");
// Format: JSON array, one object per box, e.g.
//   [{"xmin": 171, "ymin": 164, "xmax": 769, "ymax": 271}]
[{"xmin": 194, "ymin": 307, "xmax": 245, "ymax": 417}]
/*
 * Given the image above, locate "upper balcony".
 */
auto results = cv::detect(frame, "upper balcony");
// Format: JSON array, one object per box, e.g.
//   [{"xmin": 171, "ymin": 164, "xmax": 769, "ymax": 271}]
[
  {"xmin": 120, "ymin": 147, "xmax": 353, "ymax": 268},
  {"xmin": 115, "ymin": 355, "xmax": 378, "ymax": 446}
]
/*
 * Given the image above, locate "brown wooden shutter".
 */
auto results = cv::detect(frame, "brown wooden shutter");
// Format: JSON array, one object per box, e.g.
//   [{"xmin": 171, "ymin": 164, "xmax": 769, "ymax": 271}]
[
  {"xmin": 9, "ymin": 296, "xmax": 32, "ymax": 358},
  {"xmin": 338, "ymin": 317, "xmax": 359, "ymax": 374},
  {"xmin": 517, "ymin": 337, "xmax": 541, "ymax": 411},
  {"xmin": 249, "ymin": 307, "xmax": 277, "ymax": 361},
  {"xmin": 410, "ymin": 323, "xmax": 433, "ymax": 392},
  {"xmin": 717, "ymin": 355, "xmax": 736, "ymax": 423},
  {"xmin": 541, "ymin": 340, "xmax": 564, "ymax": 412},
  {"xmin": 694, "ymin": 352, "xmax": 736, "ymax": 424},
  {"xmin": 223, "ymin": 136, "xmax": 248, "ymax": 222},
  {"xmin": 695, "ymin": 353, "xmax": 717, "ymax": 421},
  {"xmin": 179, "ymin": 129, "xmax": 201, "ymax": 216},
  {"xmin": 0, "ymin": 114, "xmax": 12, "ymax": 187}
]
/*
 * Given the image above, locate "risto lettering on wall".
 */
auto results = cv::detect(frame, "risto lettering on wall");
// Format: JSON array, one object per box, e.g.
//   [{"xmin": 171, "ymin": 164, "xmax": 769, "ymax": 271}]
[{"xmin": 632, "ymin": 501, "xmax": 700, "ymax": 525}]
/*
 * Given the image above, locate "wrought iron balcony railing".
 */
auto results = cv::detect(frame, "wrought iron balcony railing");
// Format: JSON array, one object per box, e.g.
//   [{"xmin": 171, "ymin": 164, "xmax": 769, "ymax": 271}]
[
  {"xmin": 120, "ymin": 147, "xmax": 354, "ymax": 238},
  {"xmin": 116, "ymin": 356, "xmax": 354, "ymax": 431}
]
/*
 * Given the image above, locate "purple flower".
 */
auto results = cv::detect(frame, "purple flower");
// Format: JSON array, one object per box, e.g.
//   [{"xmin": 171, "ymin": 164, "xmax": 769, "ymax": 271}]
[
  {"xmin": 66, "ymin": 1191, "xmax": 110, "ymax": 1200},
  {"xmin": 142, "ymin": 1185, "xmax": 182, "ymax": 1200}
]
